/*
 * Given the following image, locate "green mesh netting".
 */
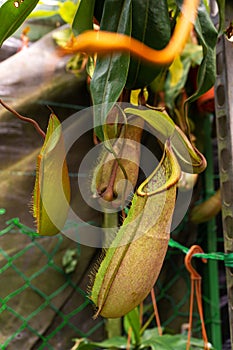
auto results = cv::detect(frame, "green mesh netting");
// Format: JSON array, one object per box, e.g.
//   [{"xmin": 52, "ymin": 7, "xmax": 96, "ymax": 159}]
[
  {"xmin": 0, "ymin": 209, "xmax": 228, "ymax": 349},
  {"xmin": 0, "ymin": 213, "xmax": 104, "ymax": 349}
]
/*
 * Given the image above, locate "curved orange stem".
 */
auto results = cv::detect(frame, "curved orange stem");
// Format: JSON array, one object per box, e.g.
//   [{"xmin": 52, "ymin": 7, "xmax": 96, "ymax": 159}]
[
  {"xmin": 126, "ymin": 327, "xmax": 132, "ymax": 350},
  {"xmin": 151, "ymin": 288, "xmax": 163, "ymax": 336},
  {"xmin": 0, "ymin": 99, "xmax": 45, "ymax": 139},
  {"xmin": 185, "ymin": 245, "xmax": 209, "ymax": 350},
  {"xmin": 66, "ymin": 0, "xmax": 199, "ymax": 66}
]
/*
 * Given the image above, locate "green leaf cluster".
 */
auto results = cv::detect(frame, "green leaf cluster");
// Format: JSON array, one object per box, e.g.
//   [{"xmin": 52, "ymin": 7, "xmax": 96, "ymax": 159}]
[
  {"xmin": 72, "ymin": 307, "xmax": 215, "ymax": 349},
  {"xmin": 0, "ymin": 0, "xmax": 225, "ymax": 128},
  {"xmin": 71, "ymin": 0, "xmax": 224, "ymax": 141}
]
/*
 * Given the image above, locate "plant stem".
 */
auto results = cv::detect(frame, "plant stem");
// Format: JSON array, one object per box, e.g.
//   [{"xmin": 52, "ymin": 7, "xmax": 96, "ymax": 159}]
[
  {"xmin": 102, "ymin": 211, "xmax": 122, "ymax": 342},
  {"xmin": 0, "ymin": 98, "xmax": 45, "ymax": 139}
]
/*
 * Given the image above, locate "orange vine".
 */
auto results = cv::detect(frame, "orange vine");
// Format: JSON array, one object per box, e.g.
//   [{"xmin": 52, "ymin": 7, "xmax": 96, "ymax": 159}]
[
  {"xmin": 185, "ymin": 245, "xmax": 209, "ymax": 350},
  {"xmin": 65, "ymin": 0, "xmax": 199, "ymax": 66}
]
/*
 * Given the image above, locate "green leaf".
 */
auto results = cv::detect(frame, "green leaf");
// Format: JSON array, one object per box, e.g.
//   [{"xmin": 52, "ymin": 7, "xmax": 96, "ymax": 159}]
[
  {"xmin": 125, "ymin": 0, "xmax": 171, "ymax": 89},
  {"xmin": 62, "ymin": 249, "xmax": 79, "ymax": 274},
  {"xmin": 169, "ymin": 56, "xmax": 183, "ymax": 87},
  {"xmin": 140, "ymin": 332, "xmax": 214, "ymax": 350},
  {"xmin": 184, "ymin": 0, "xmax": 218, "ymax": 104},
  {"xmin": 28, "ymin": 9, "xmax": 58, "ymax": 19},
  {"xmin": 164, "ymin": 43, "xmax": 203, "ymax": 110},
  {"xmin": 216, "ymin": 0, "xmax": 225, "ymax": 34},
  {"xmin": 72, "ymin": 0, "xmax": 95, "ymax": 36},
  {"xmin": 124, "ymin": 107, "xmax": 206, "ymax": 174},
  {"xmin": 58, "ymin": 0, "xmax": 77, "ymax": 24},
  {"xmin": 141, "ymin": 328, "xmax": 161, "ymax": 341},
  {"xmin": 165, "ymin": 57, "xmax": 191, "ymax": 110},
  {"xmin": 0, "ymin": 0, "xmax": 39, "ymax": 47},
  {"xmin": 72, "ymin": 333, "xmax": 214, "ymax": 350},
  {"xmin": 124, "ymin": 107, "xmax": 175, "ymax": 140},
  {"xmin": 181, "ymin": 43, "xmax": 203, "ymax": 66},
  {"xmin": 123, "ymin": 307, "xmax": 141, "ymax": 346},
  {"xmin": 72, "ymin": 336, "xmax": 129, "ymax": 349},
  {"xmin": 90, "ymin": 0, "xmax": 131, "ymax": 141},
  {"xmin": 167, "ymin": 0, "xmax": 177, "ymax": 11},
  {"xmin": 92, "ymin": 336, "xmax": 129, "ymax": 348}
]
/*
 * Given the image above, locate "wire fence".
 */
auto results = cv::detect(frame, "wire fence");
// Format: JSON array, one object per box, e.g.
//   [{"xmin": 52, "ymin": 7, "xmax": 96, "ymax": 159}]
[
  {"xmin": 0, "ymin": 213, "xmax": 105, "ymax": 349},
  {"xmin": 0, "ymin": 208, "xmax": 227, "ymax": 349}
]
